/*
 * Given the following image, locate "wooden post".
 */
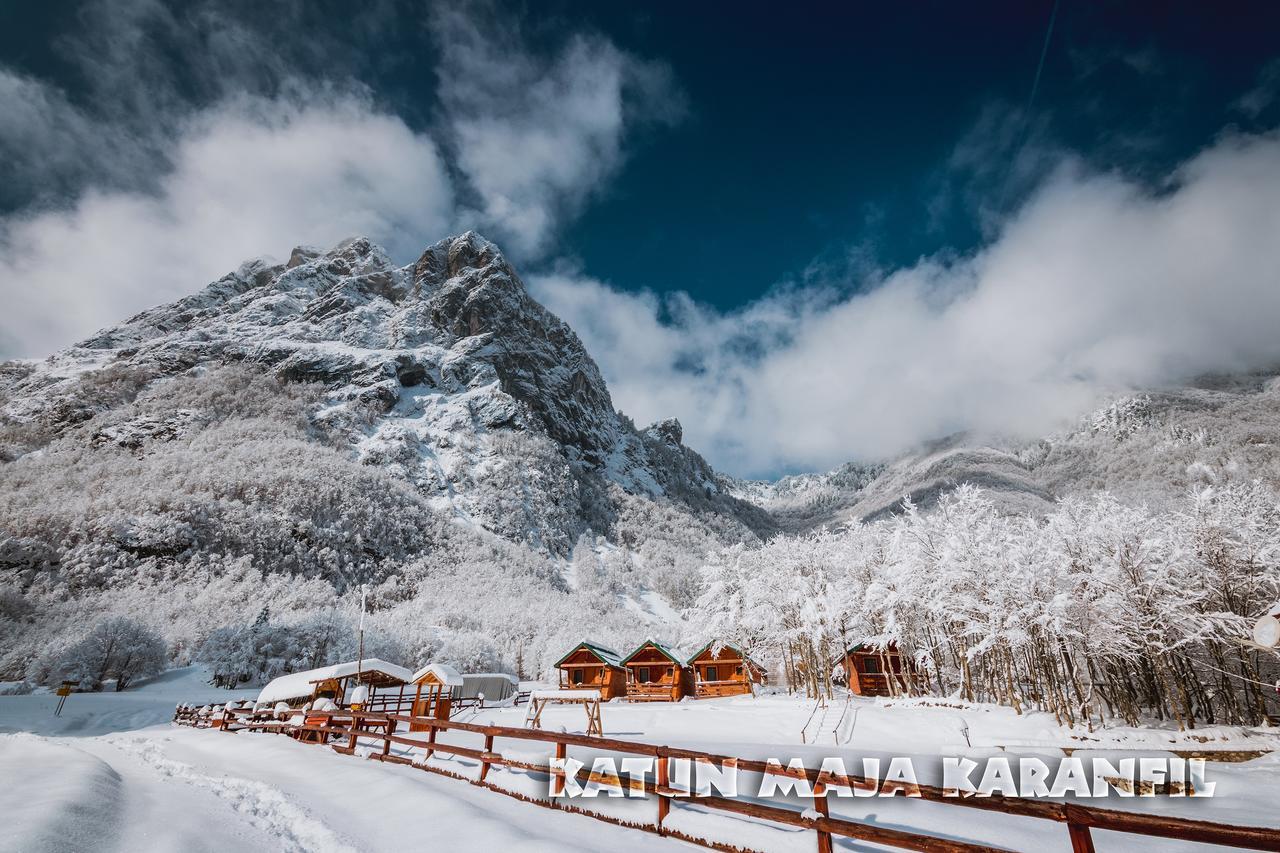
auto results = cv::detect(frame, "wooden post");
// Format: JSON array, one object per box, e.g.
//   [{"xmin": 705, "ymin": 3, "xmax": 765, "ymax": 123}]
[
  {"xmin": 656, "ymin": 754, "xmax": 669, "ymax": 833},
  {"xmin": 813, "ymin": 779, "xmax": 832, "ymax": 853},
  {"xmin": 382, "ymin": 717, "xmax": 395, "ymax": 757},
  {"xmin": 347, "ymin": 712, "xmax": 359, "ymax": 751},
  {"xmin": 1068, "ymin": 822, "xmax": 1096, "ymax": 853},
  {"xmin": 426, "ymin": 725, "xmax": 437, "ymax": 759},
  {"xmin": 552, "ymin": 741, "xmax": 567, "ymax": 796},
  {"xmin": 479, "ymin": 733, "xmax": 494, "ymax": 782}
]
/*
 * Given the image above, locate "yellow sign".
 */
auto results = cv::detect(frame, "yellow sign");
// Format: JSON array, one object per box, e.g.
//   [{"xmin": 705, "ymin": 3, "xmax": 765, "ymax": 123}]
[{"xmin": 55, "ymin": 686, "xmax": 71, "ymax": 697}]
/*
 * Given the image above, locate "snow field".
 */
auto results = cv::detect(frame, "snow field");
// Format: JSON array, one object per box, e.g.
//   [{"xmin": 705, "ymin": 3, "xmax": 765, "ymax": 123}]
[{"xmin": 4, "ymin": 668, "xmax": 1280, "ymax": 852}]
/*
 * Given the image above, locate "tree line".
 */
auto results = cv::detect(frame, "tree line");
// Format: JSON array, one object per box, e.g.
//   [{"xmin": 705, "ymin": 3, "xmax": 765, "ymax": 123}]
[{"xmin": 693, "ymin": 483, "xmax": 1280, "ymax": 729}]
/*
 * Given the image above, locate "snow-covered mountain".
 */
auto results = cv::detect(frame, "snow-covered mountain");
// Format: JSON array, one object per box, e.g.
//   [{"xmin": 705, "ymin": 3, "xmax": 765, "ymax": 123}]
[
  {"xmin": 731, "ymin": 370, "xmax": 1280, "ymax": 530},
  {"xmin": 1, "ymin": 232, "xmax": 769, "ymax": 550},
  {"xmin": 0, "ymin": 233, "xmax": 769, "ymax": 677}
]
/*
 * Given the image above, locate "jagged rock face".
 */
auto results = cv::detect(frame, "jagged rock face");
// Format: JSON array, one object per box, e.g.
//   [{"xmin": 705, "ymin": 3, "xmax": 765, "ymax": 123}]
[
  {"xmin": 3, "ymin": 233, "xmax": 770, "ymax": 554},
  {"xmin": 410, "ymin": 235, "xmax": 619, "ymax": 465}
]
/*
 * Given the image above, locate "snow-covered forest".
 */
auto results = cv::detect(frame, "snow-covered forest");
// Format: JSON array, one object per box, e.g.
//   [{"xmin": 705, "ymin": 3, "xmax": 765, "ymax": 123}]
[
  {"xmin": 696, "ymin": 483, "xmax": 1280, "ymax": 729},
  {"xmin": 0, "ymin": 361, "xmax": 746, "ymax": 687}
]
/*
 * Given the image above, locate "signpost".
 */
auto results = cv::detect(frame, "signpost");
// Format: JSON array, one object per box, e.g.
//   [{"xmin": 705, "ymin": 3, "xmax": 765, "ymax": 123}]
[{"xmin": 54, "ymin": 680, "xmax": 78, "ymax": 716}]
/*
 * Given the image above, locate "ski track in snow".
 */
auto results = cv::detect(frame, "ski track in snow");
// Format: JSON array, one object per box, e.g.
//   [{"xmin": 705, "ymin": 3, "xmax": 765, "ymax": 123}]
[{"xmin": 106, "ymin": 736, "xmax": 359, "ymax": 853}]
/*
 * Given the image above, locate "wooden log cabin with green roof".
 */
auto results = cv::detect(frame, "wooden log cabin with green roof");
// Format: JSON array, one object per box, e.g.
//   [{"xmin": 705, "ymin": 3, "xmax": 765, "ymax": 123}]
[
  {"xmin": 687, "ymin": 641, "xmax": 766, "ymax": 698},
  {"xmin": 838, "ymin": 641, "xmax": 908, "ymax": 697},
  {"xmin": 554, "ymin": 640, "xmax": 628, "ymax": 700},
  {"xmin": 622, "ymin": 640, "xmax": 693, "ymax": 701}
]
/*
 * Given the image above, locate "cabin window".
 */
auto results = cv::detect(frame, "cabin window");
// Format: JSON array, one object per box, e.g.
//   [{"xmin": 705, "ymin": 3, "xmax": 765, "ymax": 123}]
[
  {"xmin": 706, "ymin": 666, "xmax": 718, "ymax": 682},
  {"xmin": 638, "ymin": 666, "xmax": 651, "ymax": 683},
  {"xmin": 862, "ymin": 657, "xmax": 881, "ymax": 674},
  {"xmin": 572, "ymin": 669, "xmax": 584, "ymax": 685},
  {"xmin": 735, "ymin": 665, "xmax": 743, "ymax": 676}
]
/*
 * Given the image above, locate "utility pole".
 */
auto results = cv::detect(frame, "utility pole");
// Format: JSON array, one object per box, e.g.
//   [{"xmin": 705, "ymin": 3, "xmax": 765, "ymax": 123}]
[{"xmin": 357, "ymin": 582, "xmax": 367, "ymax": 682}]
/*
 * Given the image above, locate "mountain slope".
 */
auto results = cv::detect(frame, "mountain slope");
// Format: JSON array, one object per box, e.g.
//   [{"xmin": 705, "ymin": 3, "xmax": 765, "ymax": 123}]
[
  {"xmin": 0, "ymin": 233, "xmax": 768, "ymax": 678},
  {"xmin": 731, "ymin": 371, "xmax": 1280, "ymax": 529}
]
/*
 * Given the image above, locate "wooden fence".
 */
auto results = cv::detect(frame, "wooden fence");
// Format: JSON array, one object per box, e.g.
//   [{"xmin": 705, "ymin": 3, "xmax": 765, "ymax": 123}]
[{"xmin": 174, "ymin": 704, "xmax": 1280, "ymax": 853}]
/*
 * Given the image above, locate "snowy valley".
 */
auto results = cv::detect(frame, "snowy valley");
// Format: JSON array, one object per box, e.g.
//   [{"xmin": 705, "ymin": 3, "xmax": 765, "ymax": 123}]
[{"xmin": 2, "ymin": 234, "xmax": 1280, "ymax": 853}]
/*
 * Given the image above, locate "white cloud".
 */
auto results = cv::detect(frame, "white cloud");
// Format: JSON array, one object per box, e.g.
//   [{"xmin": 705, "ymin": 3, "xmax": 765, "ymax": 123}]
[
  {"xmin": 532, "ymin": 130, "xmax": 1280, "ymax": 477},
  {"xmin": 0, "ymin": 4, "xmax": 679, "ymax": 357},
  {"xmin": 1, "ymin": 94, "xmax": 454, "ymax": 356},
  {"xmin": 433, "ymin": 6, "xmax": 683, "ymax": 258}
]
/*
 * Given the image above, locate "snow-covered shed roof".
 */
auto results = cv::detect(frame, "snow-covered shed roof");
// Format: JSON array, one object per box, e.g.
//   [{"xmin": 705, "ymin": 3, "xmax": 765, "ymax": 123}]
[
  {"xmin": 554, "ymin": 640, "xmax": 625, "ymax": 669},
  {"xmin": 410, "ymin": 663, "xmax": 463, "ymax": 687},
  {"xmin": 256, "ymin": 659, "xmax": 412, "ymax": 705},
  {"xmin": 839, "ymin": 641, "xmax": 901, "ymax": 660},
  {"xmin": 531, "ymin": 688, "xmax": 601, "ymax": 701}
]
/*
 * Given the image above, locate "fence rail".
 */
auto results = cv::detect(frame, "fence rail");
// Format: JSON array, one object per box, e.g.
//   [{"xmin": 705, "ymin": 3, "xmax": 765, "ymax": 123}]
[{"xmin": 174, "ymin": 703, "xmax": 1280, "ymax": 853}]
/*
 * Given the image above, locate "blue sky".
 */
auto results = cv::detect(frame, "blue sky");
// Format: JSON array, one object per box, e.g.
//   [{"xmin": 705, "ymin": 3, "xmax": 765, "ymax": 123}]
[{"xmin": 2, "ymin": 2, "xmax": 1280, "ymax": 475}]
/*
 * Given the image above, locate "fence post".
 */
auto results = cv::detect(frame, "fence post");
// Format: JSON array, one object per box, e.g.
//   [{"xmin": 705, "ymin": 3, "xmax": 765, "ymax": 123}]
[
  {"xmin": 656, "ymin": 752, "xmax": 669, "ymax": 834},
  {"xmin": 347, "ymin": 712, "xmax": 359, "ymax": 751},
  {"xmin": 479, "ymin": 733, "xmax": 495, "ymax": 783},
  {"xmin": 426, "ymin": 724, "xmax": 438, "ymax": 759},
  {"xmin": 382, "ymin": 717, "xmax": 395, "ymax": 758},
  {"xmin": 813, "ymin": 778, "xmax": 832, "ymax": 853},
  {"xmin": 1067, "ymin": 821, "xmax": 1096, "ymax": 853},
  {"xmin": 552, "ymin": 741, "xmax": 567, "ymax": 796}
]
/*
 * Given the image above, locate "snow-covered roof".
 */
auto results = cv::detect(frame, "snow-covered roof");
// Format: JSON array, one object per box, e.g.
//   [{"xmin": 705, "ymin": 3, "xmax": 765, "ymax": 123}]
[
  {"xmin": 555, "ymin": 640, "xmax": 625, "ymax": 669},
  {"xmin": 410, "ymin": 663, "xmax": 463, "ymax": 687},
  {"xmin": 256, "ymin": 659, "xmax": 412, "ymax": 705},
  {"xmin": 531, "ymin": 688, "xmax": 601, "ymax": 701}
]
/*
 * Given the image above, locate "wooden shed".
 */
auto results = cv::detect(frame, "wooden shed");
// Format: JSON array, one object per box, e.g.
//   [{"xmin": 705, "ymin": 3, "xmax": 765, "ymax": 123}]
[
  {"xmin": 409, "ymin": 663, "xmax": 464, "ymax": 729},
  {"xmin": 555, "ymin": 641, "xmax": 628, "ymax": 700},
  {"xmin": 686, "ymin": 641, "xmax": 766, "ymax": 698},
  {"xmin": 256, "ymin": 659, "xmax": 413, "ymax": 711},
  {"xmin": 838, "ymin": 642, "xmax": 908, "ymax": 697},
  {"xmin": 622, "ymin": 640, "xmax": 692, "ymax": 702}
]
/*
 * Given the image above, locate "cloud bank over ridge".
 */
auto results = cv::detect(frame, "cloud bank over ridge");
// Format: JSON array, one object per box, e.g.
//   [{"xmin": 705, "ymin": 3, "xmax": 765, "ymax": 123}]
[{"xmin": 534, "ymin": 130, "xmax": 1280, "ymax": 476}]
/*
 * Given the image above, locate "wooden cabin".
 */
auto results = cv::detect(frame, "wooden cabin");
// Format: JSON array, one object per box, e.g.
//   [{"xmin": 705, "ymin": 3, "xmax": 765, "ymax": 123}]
[
  {"xmin": 622, "ymin": 640, "xmax": 692, "ymax": 702},
  {"xmin": 256, "ymin": 659, "xmax": 413, "ymax": 711},
  {"xmin": 686, "ymin": 641, "xmax": 765, "ymax": 698},
  {"xmin": 838, "ymin": 643, "xmax": 907, "ymax": 697},
  {"xmin": 555, "ymin": 641, "xmax": 628, "ymax": 700},
  {"xmin": 409, "ymin": 663, "xmax": 463, "ymax": 730}
]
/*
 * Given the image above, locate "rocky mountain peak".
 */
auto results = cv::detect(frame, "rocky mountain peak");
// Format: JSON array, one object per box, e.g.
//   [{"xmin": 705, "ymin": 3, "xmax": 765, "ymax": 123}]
[
  {"xmin": 646, "ymin": 417, "xmax": 683, "ymax": 447},
  {"xmin": 3, "ymin": 232, "xmax": 773, "ymax": 556}
]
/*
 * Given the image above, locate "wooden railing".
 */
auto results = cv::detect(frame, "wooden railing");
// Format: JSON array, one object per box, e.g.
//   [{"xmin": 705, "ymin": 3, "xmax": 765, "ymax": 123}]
[
  {"xmin": 693, "ymin": 678, "xmax": 751, "ymax": 698},
  {"xmin": 626, "ymin": 683, "xmax": 679, "ymax": 701},
  {"xmin": 176, "ymin": 704, "xmax": 1280, "ymax": 853}
]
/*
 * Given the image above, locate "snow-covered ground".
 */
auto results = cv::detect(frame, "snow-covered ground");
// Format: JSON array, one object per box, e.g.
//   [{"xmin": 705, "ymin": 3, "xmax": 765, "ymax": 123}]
[
  {"xmin": 4, "ymin": 668, "xmax": 1280, "ymax": 852},
  {"xmin": 0, "ymin": 667, "xmax": 677, "ymax": 853}
]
